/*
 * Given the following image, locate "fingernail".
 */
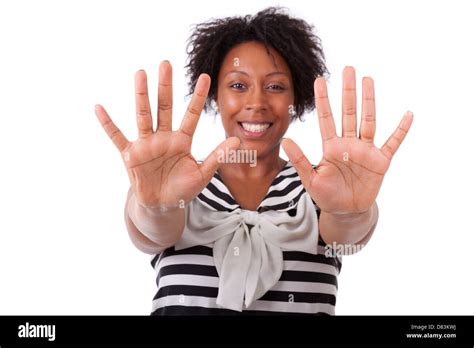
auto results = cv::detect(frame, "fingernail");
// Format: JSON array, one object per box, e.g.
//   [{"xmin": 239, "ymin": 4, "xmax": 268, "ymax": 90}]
[{"xmin": 405, "ymin": 110, "xmax": 414, "ymax": 117}]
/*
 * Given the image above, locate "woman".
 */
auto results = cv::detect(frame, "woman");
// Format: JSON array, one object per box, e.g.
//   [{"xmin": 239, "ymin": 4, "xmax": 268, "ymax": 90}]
[{"xmin": 95, "ymin": 7, "xmax": 413, "ymax": 315}]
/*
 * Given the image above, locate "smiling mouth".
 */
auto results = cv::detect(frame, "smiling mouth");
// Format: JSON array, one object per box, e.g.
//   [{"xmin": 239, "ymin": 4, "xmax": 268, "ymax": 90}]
[{"xmin": 238, "ymin": 122, "xmax": 273, "ymax": 134}]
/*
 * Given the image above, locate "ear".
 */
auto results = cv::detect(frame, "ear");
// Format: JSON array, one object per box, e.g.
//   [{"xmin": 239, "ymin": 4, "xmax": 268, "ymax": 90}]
[
  {"xmin": 213, "ymin": 95, "xmax": 220, "ymax": 114},
  {"xmin": 290, "ymin": 98, "xmax": 298, "ymax": 120}
]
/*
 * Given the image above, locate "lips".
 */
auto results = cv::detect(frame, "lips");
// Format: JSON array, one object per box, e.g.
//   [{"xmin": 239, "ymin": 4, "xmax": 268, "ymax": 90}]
[
  {"xmin": 240, "ymin": 122, "xmax": 271, "ymax": 132},
  {"xmin": 238, "ymin": 121, "xmax": 273, "ymax": 138}
]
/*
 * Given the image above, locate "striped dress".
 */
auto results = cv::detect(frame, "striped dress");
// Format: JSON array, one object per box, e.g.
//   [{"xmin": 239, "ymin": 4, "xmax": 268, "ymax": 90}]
[{"xmin": 150, "ymin": 162, "xmax": 342, "ymax": 315}]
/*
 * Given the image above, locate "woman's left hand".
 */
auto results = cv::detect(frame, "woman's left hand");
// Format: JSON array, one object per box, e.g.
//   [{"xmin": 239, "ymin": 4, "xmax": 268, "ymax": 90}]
[{"xmin": 282, "ymin": 66, "xmax": 413, "ymax": 214}]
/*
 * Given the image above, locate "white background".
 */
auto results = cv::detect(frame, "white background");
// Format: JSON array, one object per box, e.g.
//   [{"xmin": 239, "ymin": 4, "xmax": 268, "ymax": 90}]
[{"xmin": 0, "ymin": 0, "xmax": 473, "ymax": 315}]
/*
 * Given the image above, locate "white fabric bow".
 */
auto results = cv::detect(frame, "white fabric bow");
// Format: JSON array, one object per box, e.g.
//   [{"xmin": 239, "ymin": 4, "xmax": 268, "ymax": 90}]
[{"xmin": 174, "ymin": 191, "xmax": 320, "ymax": 312}]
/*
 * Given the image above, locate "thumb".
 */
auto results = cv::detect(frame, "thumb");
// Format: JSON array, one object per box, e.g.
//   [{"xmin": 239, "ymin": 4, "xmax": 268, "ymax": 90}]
[
  {"xmin": 199, "ymin": 136, "xmax": 241, "ymax": 183},
  {"xmin": 281, "ymin": 138, "xmax": 314, "ymax": 189}
]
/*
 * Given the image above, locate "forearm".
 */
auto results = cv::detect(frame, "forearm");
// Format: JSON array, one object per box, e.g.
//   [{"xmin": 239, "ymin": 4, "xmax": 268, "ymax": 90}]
[
  {"xmin": 319, "ymin": 202, "xmax": 379, "ymax": 247},
  {"xmin": 126, "ymin": 188, "xmax": 185, "ymax": 248}
]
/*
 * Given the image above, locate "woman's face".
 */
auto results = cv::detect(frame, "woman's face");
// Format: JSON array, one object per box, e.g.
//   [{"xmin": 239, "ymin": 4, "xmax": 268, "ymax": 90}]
[{"xmin": 216, "ymin": 41, "xmax": 295, "ymax": 159}]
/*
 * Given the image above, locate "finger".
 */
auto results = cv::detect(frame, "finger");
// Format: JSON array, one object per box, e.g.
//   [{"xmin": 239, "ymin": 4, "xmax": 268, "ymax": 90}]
[
  {"xmin": 157, "ymin": 60, "xmax": 173, "ymax": 132},
  {"xmin": 342, "ymin": 66, "xmax": 357, "ymax": 138},
  {"xmin": 281, "ymin": 138, "xmax": 314, "ymax": 189},
  {"xmin": 314, "ymin": 77, "xmax": 337, "ymax": 143},
  {"xmin": 360, "ymin": 77, "xmax": 376, "ymax": 143},
  {"xmin": 95, "ymin": 104, "xmax": 129, "ymax": 152},
  {"xmin": 135, "ymin": 70, "xmax": 153, "ymax": 138},
  {"xmin": 199, "ymin": 136, "xmax": 241, "ymax": 183},
  {"xmin": 381, "ymin": 111, "xmax": 414, "ymax": 160},
  {"xmin": 179, "ymin": 74, "xmax": 210, "ymax": 138}
]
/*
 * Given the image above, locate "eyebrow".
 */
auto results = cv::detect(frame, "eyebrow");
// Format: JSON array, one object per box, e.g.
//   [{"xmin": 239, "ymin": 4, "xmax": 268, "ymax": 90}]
[{"xmin": 225, "ymin": 70, "xmax": 289, "ymax": 78}]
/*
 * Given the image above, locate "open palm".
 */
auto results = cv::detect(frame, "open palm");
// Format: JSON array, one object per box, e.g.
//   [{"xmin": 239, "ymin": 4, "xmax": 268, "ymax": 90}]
[
  {"xmin": 283, "ymin": 67, "xmax": 413, "ymax": 214},
  {"xmin": 95, "ymin": 61, "xmax": 239, "ymax": 209}
]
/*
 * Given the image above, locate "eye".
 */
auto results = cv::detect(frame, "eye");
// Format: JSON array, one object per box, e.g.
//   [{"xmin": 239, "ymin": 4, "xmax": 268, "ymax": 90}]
[
  {"xmin": 230, "ymin": 83, "xmax": 246, "ymax": 90},
  {"xmin": 267, "ymin": 84, "xmax": 285, "ymax": 91}
]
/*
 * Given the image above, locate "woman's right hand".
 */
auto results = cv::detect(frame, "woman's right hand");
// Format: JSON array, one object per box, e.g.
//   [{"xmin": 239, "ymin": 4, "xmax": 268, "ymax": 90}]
[{"xmin": 95, "ymin": 61, "xmax": 240, "ymax": 210}]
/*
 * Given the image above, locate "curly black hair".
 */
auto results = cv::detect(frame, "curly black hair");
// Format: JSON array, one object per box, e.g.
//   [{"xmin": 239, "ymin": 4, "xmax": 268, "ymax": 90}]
[{"xmin": 185, "ymin": 7, "xmax": 329, "ymax": 121}]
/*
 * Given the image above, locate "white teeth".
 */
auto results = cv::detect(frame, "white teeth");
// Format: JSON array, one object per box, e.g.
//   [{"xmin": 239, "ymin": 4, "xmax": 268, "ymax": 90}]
[{"xmin": 241, "ymin": 122, "xmax": 271, "ymax": 133}]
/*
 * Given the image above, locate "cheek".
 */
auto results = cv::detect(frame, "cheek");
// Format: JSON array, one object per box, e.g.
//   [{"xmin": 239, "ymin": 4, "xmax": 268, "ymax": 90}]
[
  {"xmin": 270, "ymin": 95, "xmax": 294, "ymax": 123},
  {"xmin": 217, "ymin": 90, "xmax": 243, "ymax": 115}
]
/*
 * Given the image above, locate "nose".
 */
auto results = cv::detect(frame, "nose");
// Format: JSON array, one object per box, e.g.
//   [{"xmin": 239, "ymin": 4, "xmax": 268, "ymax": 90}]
[{"xmin": 245, "ymin": 86, "xmax": 268, "ymax": 112}]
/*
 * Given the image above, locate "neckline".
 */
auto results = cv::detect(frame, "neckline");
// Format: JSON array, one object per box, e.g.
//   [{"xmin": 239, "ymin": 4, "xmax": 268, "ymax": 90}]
[{"xmin": 213, "ymin": 161, "xmax": 292, "ymax": 211}]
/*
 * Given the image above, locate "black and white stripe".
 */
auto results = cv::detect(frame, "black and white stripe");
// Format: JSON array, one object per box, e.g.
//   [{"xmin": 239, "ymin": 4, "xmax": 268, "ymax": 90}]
[{"xmin": 150, "ymin": 162, "xmax": 342, "ymax": 315}]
